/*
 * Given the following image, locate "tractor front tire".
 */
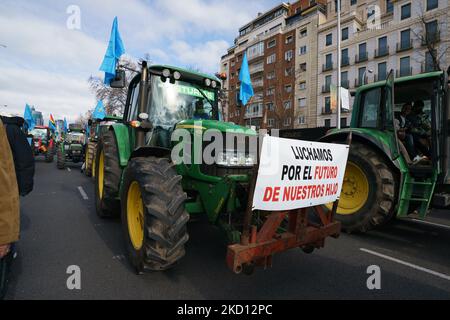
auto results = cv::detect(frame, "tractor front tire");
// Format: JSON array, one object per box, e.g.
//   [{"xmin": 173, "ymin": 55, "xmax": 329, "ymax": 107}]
[
  {"xmin": 95, "ymin": 131, "xmax": 121, "ymax": 218},
  {"xmin": 56, "ymin": 149, "xmax": 65, "ymax": 169},
  {"xmin": 121, "ymin": 157, "xmax": 189, "ymax": 273},
  {"xmin": 333, "ymin": 142, "xmax": 397, "ymax": 233},
  {"xmin": 85, "ymin": 142, "xmax": 96, "ymax": 177}
]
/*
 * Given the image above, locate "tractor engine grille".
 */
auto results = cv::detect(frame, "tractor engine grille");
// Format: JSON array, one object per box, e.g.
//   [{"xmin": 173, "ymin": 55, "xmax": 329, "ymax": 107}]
[{"xmin": 200, "ymin": 164, "xmax": 252, "ymax": 177}]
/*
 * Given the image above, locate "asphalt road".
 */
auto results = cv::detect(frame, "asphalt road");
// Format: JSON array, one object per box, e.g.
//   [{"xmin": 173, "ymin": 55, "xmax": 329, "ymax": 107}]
[{"xmin": 5, "ymin": 160, "xmax": 450, "ymax": 300}]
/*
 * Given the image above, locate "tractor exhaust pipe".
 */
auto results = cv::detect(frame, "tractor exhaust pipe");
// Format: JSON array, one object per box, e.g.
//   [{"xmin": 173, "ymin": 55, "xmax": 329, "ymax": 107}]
[{"xmin": 136, "ymin": 61, "xmax": 149, "ymax": 148}]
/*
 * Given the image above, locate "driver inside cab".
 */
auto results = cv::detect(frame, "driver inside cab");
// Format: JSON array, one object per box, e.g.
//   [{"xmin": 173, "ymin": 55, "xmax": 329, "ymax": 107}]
[{"xmin": 193, "ymin": 100, "xmax": 210, "ymax": 120}]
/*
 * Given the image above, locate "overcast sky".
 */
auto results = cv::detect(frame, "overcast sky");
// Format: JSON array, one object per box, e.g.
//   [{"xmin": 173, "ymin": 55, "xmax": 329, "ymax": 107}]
[{"xmin": 0, "ymin": 0, "xmax": 279, "ymax": 121}]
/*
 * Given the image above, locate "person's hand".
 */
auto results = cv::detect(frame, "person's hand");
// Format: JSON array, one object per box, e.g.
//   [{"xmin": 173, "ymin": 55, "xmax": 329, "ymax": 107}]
[{"xmin": 0, "ymin": 244, "xmax": 11, "ymax": 258}]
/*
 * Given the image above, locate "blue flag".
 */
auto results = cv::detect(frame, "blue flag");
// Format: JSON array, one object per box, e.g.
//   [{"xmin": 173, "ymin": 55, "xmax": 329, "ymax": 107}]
[
  {"xmin": 92, "ymin": 100, "xmax": 106, "ymax": 120},
  {"xmin": 63, "ymin": 117, "xmax": 68, "ymax": 133},
  {"xmin": 239, "ymin": 52, "xmax": 254, "ymax": 106},
  {"xmin": 23, "ymin": 104, "xmax": 35, "ymax": 131},
  {"xmin": 48, "ymin": 119, "xmax": 56, "ymax": 132},
  {"xmin": 99, "ymin": 17, "xmax": 125, "ymax": 85}
]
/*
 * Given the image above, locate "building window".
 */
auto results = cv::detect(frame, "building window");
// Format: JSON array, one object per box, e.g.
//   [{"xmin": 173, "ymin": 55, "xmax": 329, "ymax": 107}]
[
  {"xmin": 386, "ymin": 0, "xmax": 394, "ymax": 13},
  {"xmin": 299, "ymin": 46, "xmax": 307, "ymax": 55},
  {"xmin": 299, "ymin": 98, "xmax": 306, "ymax": 108},
  {"xmin": 284, "ymin": 101, "xmax": 292, "ymax": 109},
  {"xmin": 324, "ymin": 119, "xmax": 331, "ymax": 127},
  {"xmin": 267, "ymin": 39, "xmax": 276, "ymax": 48},
  {"xmin": 267, "ymin": 87, "xmax": 275, "ymax": 96},
  {"xmin": 299, "ymin": 63, "xmax": 307, "ymax": 72},
  {"xmin": 298, "ymin": 116, "xmax": 306, "ymax": 125},
  {"xmin": 400, "ymin": 29, "xmax": 411, "ymax": 50},
  {"xmin": 247, "ymin": 42, "xmax": 264, "ymax": 59},
  {"xmin": 358, "ymin": 67, "xmax": 366, "ymax": 85},
  {"xmin": 334, "ymin": 0, "xmax": 341, "ymax": 12},
  {"xmin": 401, "ymin": 3, "xmax": 411, "ymax": 20},
  {"xmin": 266, "ymin": 102, "xmax": 274, "ymax": 111},
  {"xmin": 378, "ymin": 36, "xmax": 388, "ymax": 55},
  {"xmin": 285, "ymin": 35, "xmax": 294, "ymax": 44},
  {"xmin": 342, "ymin": 27, "xmax": 349, "ymax": 41},
  {"xmin": 299, "ymin": 82, "xmax": 306, "ymax": 90},
  {"xmin": 425, "ymin": 51, "xmax": 435, "ymax": 72},
  {"xmin": 325, "ymin": 54, "xmax": 333, "ymax": 69},
  {"xmin": 427, "ymin": 0, "xmax": 438, "ymax": 11},
  {"xmin": 400, "ymin": 56, "xmax": 411, "ymax": 77},
  {"xmin": 285, "ymin": 84, "xmax": 292, "ymax": 93},
  {"xmin": 231, "ymin": 60, "xmax": 235, "ymax": 67},
  {"xmin": 341, "ymin": 118, "xmax": 347, "ymax": 128},
  {"xmin": 324, "ymin": 97, "xmax": 331, "ymax": 113},
  {"xmin": 426, "ymin": 20, "xmax": 439, "ymax": 43},
  {"xmin": 326, "ymin": 33, "xmax": 332, "ymax": 46},
  {"xmin": 285, "ymin": 50, "xmax": 294, "ymax": 61},
  {"xmin": 230, "ymin": 73, "xmax": 235, "ymax": 79},
  {"xmin": 285, "ymin": 67, "xmax": 294, "ymax": 76},
  {"xmin": 341, "ymin": 48, "xmax": 349, "ymax": 65},
  {"xmin": 267, "ymin": 71, "xmax": 275, "ymax": 80},
  {"xmin": 377, "ymin": 62, "xmax": 387, "ymax": 81},
  {"xmin": 283, "ymin": 117, "xmax": 292, "ymax": 126},
  {"xmin": 268, "ymin": 118, "xmax": 275, "ymax": 127},
  {"xmin": 267, "ymin": 54, "xmax": 276, "ymax": 64},
  {"xmin": 358, "ymin": 42, "xmax": 367, "ymax": 61},
  {"xmin": 325, "ymin": 75, "xmax": 332, "ymax": 92},
  {"xmin": 341, "ymin": 71, "xmax": 349, "ymax": 88},
  {"xmin": 300, "ymin": 29, "xmax": 307, "ymax": 38},
  {"xmin": 351, "ymin": 0, "xmax": 357, "ymax": 5}
]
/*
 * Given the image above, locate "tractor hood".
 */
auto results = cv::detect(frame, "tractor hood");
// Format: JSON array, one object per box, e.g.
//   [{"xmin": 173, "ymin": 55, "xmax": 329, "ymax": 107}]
[{"xmin": 176, "ymin": 120, "xmax": 257, "ymax": 135}]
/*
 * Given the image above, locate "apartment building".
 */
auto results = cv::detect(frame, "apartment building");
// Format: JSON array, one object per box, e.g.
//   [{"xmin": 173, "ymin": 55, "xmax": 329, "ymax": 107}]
[
  {"xmin": 317, "ymin": 0, "xmax": 450, "ymax": 128},
  {"xmin": 220, "ymin": 1, "xmax": 327, "ymax": 129}
]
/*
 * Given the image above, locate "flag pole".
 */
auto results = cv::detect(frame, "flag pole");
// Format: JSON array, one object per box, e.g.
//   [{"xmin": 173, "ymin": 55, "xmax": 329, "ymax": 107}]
[{"xmin": 336, "ymin": 0, "xmax": 341, "ymax": 129}]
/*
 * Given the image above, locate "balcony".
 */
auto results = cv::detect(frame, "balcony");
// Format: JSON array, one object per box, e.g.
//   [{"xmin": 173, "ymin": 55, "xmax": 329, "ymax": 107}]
[
  {"xmin": 322, "ymin": 84, "xmax": 331, "ymax": 93},
  {"xmin": 252, "ymin": 80, "xmax": 264, "ymax": 88},
  {"xmin": 421, "ymin": 62, "xmax": 436, "ymax": 73},
  {"xmin": 396, "ymin": 40, "xmax": 413, "ymax": 52},
  {"xmin": 321, "ymin": 107, "xmax": 332, "ymax": 115},
  {"xmin": 247, "ymin": 51, "xmax": 265, "ymax": 62},
  {"xmin": 354, "ymin": 77, "xmax": 368, "ymax": 87},
  {"xmin": 322, "ymin": 62, "xmax": 333, "ymax": 72},
  {"xmin": 422, "ymin": 31, "xmax": 440, "ymax": 46},
  {"xmin": 355, "ymin": 52, "xmax": 368, "ymax": 63},
  {"xmin": 244, "ymin": 110, "xmax": 264, "ymax": 119},
  {"xmin": 396, "ymin": 67, "xmax": 413, "ymax": 78},
  {"xmin": 341, "ymin": 56, "xmax": 350, "ymax": 67},
  {"xmin": 374, "ymin": 46, "xmax": 389, "ymax": 58},
  {"xmin": 249, "ymin": 64, "xmax": 264, "ymax": 74}
]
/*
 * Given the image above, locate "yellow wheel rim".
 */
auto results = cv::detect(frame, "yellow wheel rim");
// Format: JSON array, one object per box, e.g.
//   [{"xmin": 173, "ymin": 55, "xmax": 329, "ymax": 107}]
[
  {"xmin": 127, "ymin": 181, "xmax": 144, "ymax": 250},
  {"xmin": 98, "ymin": 150, "xmax": 104, "ymax": 199},
  {"xmin": 326, "ymin": 161, "xmax": 369, "ymax": 215}
]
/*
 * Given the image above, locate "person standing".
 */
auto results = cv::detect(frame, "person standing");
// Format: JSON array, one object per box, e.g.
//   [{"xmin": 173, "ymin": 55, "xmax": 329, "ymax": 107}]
[{"xmin": 0, "ymin": 117, "xmax": 20, "ymax": 299}]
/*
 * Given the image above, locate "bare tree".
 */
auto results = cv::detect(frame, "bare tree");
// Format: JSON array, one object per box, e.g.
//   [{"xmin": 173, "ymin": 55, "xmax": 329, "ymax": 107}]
[
  {"xmin": 88, "ymin": 55, "xmax": 146, "ymax": 116},
  {"xmin": 412, "ymin": 5, "xmax": 450, "ymax": 71}
]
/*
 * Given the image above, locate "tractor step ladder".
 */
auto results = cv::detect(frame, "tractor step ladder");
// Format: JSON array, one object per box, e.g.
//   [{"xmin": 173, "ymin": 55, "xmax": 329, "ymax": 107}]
[{"xmin": 397, "ymin": 170, "xmax": 437, "ymax": 219}]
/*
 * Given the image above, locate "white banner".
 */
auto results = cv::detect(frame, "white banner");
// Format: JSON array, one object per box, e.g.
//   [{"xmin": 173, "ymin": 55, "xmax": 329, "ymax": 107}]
[{"xmin": 252, "ymin": 136, "xmax": 350, "ymax": 211}]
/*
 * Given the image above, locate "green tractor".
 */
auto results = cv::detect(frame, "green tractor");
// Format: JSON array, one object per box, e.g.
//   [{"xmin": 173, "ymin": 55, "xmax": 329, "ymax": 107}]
[
  {"xmin": 320, "ymin": 70, "xmax": 450, "ymax": 233},
  {"xmin": 57, "ymin": 125, "xmax": 86, "ymax": 170},
  {"xmin": 94, "ymin": 63, "xmax": 340, "ymax": 274},
  {"xmin": 84, "ymin": 116, "xmax": 122, "ymax": 177}
]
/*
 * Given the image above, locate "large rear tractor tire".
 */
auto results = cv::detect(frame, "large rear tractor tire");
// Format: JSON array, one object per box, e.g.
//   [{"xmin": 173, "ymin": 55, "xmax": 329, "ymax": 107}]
[
  {"xmin": 56, "ymin": 148, "xmax": 65, "ymax": 169},
  {"xmin": 121, "ymin": 157, "xmax": 189, "ymax": 273},
  {"xmin": 95, "ymin": 131, "xmax": 122, "ymax": 218},
  {"xmin": 84, "ymin": 142, "xmax": 96, "ymax": 177},
  {"xmin": 329, "ymin": 142, "xmax": 397, "ymax": 233}
]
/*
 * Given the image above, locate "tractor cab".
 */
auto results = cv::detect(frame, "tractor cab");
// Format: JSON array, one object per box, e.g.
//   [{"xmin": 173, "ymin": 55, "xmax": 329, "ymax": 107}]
[
  {"xmin": 322, "ymin": 70, "xmax": 449, "ymax": 232},
  {"xmin": 29, "ymin": 126, "xmax": 55, "ymax": 162},
  {"xmin": 122, "ymin": 65, "xmax": 221, "ymax": 149}
]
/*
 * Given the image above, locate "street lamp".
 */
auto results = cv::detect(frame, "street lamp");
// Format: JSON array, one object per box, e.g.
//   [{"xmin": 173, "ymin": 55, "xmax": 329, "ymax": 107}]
[{"xmin": 363, "ymin": 69, "xmax": 374, "ymax": 85}]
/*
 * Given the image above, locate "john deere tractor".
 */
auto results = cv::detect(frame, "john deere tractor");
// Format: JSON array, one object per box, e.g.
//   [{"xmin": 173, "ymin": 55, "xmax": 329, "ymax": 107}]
[
  {"xmin": 94, "ymin": 63, "xmax": 340, "ymax": 274},
  {"xmin": 57, "ymin": 125, "xmax": 86, "ymax": 169},
  {"xmin": 84, "ymin": 116, "xmax": 122, "ymax": 177},
  {"xmin": 320, "ymin": 70, "xmax": 450, "ymax": 233},
  {"xmin": 29, "ymin": 126, "xmax": 55, "ymax": 163}
]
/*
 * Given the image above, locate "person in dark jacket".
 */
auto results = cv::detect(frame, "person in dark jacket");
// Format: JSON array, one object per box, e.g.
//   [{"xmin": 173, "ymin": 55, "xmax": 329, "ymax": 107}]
[{"xmin": 0, "ymin": 115, "xmax": 35, "ymax": 196}]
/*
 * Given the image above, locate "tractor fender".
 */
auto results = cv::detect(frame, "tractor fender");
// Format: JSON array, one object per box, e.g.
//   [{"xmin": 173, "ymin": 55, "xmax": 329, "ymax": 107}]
[
  {"xmin": 319, "ymin": 130, "xmax": 402, "ymax": 172},
  {"xmin": 109, "ymin": 124, "xmax": 131, "ymax": 167}
]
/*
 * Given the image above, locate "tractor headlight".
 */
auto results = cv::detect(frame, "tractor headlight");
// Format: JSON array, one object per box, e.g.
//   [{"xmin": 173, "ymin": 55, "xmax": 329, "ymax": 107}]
[
  {"xmin": 216, "ymin": 150, "xmax": 256, "ymax": 167},
  {"xmin": 205, "ymin": 78, "xmax": 212, "ymax": 87}
]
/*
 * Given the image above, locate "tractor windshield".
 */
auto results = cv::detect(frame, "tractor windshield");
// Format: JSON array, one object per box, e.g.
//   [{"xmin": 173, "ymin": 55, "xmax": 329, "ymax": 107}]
[
  {"xmin": 67, "ymin": 133, "xmax": 84, "ymax": 144},
  {"xmin": 148, "ymin": 77, "xmax": 217, "ymax": 129},
  {"xmin": 30, "ymin": 128, "xmax": 48, "ymax": 141}
]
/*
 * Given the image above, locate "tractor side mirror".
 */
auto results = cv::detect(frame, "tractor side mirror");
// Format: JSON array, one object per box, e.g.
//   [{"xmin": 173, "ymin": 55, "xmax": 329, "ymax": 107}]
[{"xmin": 110, "ymin": 69, "xmax": 126, "ymax": 88}]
